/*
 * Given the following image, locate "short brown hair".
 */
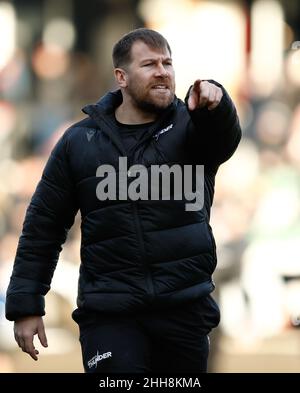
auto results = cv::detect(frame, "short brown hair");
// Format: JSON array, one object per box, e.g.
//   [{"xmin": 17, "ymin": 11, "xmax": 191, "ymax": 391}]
[{"xmin": 112, "ymin": 28, "xmax": 171, "ymax": 68}]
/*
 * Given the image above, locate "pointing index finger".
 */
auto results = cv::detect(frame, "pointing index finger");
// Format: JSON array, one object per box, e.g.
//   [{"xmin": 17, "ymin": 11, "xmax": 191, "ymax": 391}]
[
  {"xmin": 188, "ymin": 79, "xmax": 202, "ymax": 111},
  {"xmin": 192, "ymin": 79, "xmax": 202, "ymax": 94}
]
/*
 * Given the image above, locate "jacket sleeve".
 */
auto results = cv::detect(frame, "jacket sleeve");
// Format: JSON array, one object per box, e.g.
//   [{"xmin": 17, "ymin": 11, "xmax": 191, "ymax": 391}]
[
  {"xmin": 185, "ymin": 80, "xmax": 242, "ymax": 168},
  {"xmin": 5, "ymin": 130, "xmax": 78, "ymax": 321}
]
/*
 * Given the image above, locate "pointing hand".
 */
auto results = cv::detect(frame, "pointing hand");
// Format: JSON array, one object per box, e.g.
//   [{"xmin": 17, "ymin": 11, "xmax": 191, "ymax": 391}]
[{"xmin": 187, "ymin": 80, "xmax": 223, "ymax": 111}]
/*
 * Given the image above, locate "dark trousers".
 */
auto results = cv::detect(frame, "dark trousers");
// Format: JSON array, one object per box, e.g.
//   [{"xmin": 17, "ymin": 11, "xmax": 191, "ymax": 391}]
[{"xmin": 72, "ymin": 295, "xmax": 220, "ymax": 373}]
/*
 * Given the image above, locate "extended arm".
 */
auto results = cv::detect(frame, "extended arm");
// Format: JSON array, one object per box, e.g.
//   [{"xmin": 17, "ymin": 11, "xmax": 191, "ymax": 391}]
[{"xmin": 185, "ymin": 79, "xmax": 242, "ymax": 168}]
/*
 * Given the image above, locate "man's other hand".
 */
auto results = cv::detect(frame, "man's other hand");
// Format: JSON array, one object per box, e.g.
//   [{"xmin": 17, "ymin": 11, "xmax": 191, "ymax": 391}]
[{"xmin": 14, "ymin": 316, "xmax": 48, "ymax": 361}]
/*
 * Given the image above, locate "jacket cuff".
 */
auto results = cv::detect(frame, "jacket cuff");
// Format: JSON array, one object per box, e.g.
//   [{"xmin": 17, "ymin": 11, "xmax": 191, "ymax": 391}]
[{"xmin": 5, "ymin": 294, "xmax": 45, "ymax": 321}]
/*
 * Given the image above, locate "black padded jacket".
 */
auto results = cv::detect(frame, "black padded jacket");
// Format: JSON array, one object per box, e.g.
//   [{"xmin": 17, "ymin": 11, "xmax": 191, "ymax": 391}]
[{"xmin": 5, "ymin": 81, "xmax": 241, "ymax": 320}]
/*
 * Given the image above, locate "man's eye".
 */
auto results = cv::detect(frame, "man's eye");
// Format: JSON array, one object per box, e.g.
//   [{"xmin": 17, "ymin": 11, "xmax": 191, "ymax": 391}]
[{"xmin": 142, "ymin": 63, "xmax": 152, "ymax": 67}]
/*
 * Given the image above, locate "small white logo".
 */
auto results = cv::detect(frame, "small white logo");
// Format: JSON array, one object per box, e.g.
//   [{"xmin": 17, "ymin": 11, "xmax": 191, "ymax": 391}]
[
  {"xmin": 87, "ymin": 350, "xmax": 112, "ymax": 369},
  {"xmin": 291, "ymin": 41, "xmax": 300, "ymax": 51},
  {"xmin": 86, "ymin": 130, "xmax": 95, "ymax": 142},
  {"xmin": 153, "ymin": 123, "xmax": 173, "ymax": 140}
]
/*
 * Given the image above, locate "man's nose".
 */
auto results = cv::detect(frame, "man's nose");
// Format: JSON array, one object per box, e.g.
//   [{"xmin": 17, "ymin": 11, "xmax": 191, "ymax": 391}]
[{"xmin": 155, "ymin": 63, "xmax": 168, "ymax": 77}]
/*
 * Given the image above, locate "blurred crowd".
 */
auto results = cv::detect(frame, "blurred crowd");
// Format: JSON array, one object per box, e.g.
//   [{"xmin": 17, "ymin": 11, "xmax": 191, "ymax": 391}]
[{"xmin": 0, "ymin": 0, "xmax": 299, "ymax": 372}]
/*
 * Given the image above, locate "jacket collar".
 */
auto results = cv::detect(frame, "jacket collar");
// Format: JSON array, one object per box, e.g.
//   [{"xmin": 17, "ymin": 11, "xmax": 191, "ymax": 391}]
[
  {"xmin": 82, "ymin": 89, "xmax": 178, "ymax": 155},
  {"xmin": 82, "ymin": 89, "xmax": 123, "ymax": 117}
]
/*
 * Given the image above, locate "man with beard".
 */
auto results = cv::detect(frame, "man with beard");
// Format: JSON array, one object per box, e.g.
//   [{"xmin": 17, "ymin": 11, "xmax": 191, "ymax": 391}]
[{"xmin": 6, "ymin": 28, "xmax": 241, "ymax": 373}]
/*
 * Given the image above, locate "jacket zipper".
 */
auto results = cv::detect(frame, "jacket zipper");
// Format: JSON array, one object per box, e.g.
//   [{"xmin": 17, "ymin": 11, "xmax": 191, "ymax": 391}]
[{"xmin": 132, "ymin": 202, "xmax": 155, "ymax": 300}]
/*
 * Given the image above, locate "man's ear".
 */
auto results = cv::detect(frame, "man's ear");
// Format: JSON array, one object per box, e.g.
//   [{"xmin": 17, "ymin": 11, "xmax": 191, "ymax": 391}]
[{"xmin": 114, "ymin": 68, "xmax": 128, "ymax": 88}]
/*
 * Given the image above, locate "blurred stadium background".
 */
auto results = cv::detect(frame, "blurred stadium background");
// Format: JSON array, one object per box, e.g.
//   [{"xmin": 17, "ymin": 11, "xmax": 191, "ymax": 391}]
[{"xmin": 0, "ymin": 0, "xmax": 300, "ymax": 373}]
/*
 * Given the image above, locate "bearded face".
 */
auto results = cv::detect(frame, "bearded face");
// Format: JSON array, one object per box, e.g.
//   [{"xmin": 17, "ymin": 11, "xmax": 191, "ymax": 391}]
[{"xmin": 123, "ymin": 41, "xmax": 175, "ymax": 114}]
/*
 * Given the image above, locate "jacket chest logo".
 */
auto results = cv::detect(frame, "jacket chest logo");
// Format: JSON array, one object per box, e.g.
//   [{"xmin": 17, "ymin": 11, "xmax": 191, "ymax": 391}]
[
  {"xmin": 86, "ymin": 130, "xmax": 96, "ymax": 142},
  {"xmin": 153, "ymin": 124, "xmax": 173, "ymax": 140}
]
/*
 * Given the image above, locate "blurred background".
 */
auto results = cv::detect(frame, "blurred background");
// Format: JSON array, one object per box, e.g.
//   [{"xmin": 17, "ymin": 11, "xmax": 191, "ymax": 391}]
[{"xmin": 0, "ymin": 0, "xmax": 300, "ymax": 373}]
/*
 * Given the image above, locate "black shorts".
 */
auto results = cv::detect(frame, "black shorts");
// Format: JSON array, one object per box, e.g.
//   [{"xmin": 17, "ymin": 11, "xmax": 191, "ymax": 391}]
[{"xmin": 72, "ymin": 295, "xmax": 220, "ymax": 373}]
